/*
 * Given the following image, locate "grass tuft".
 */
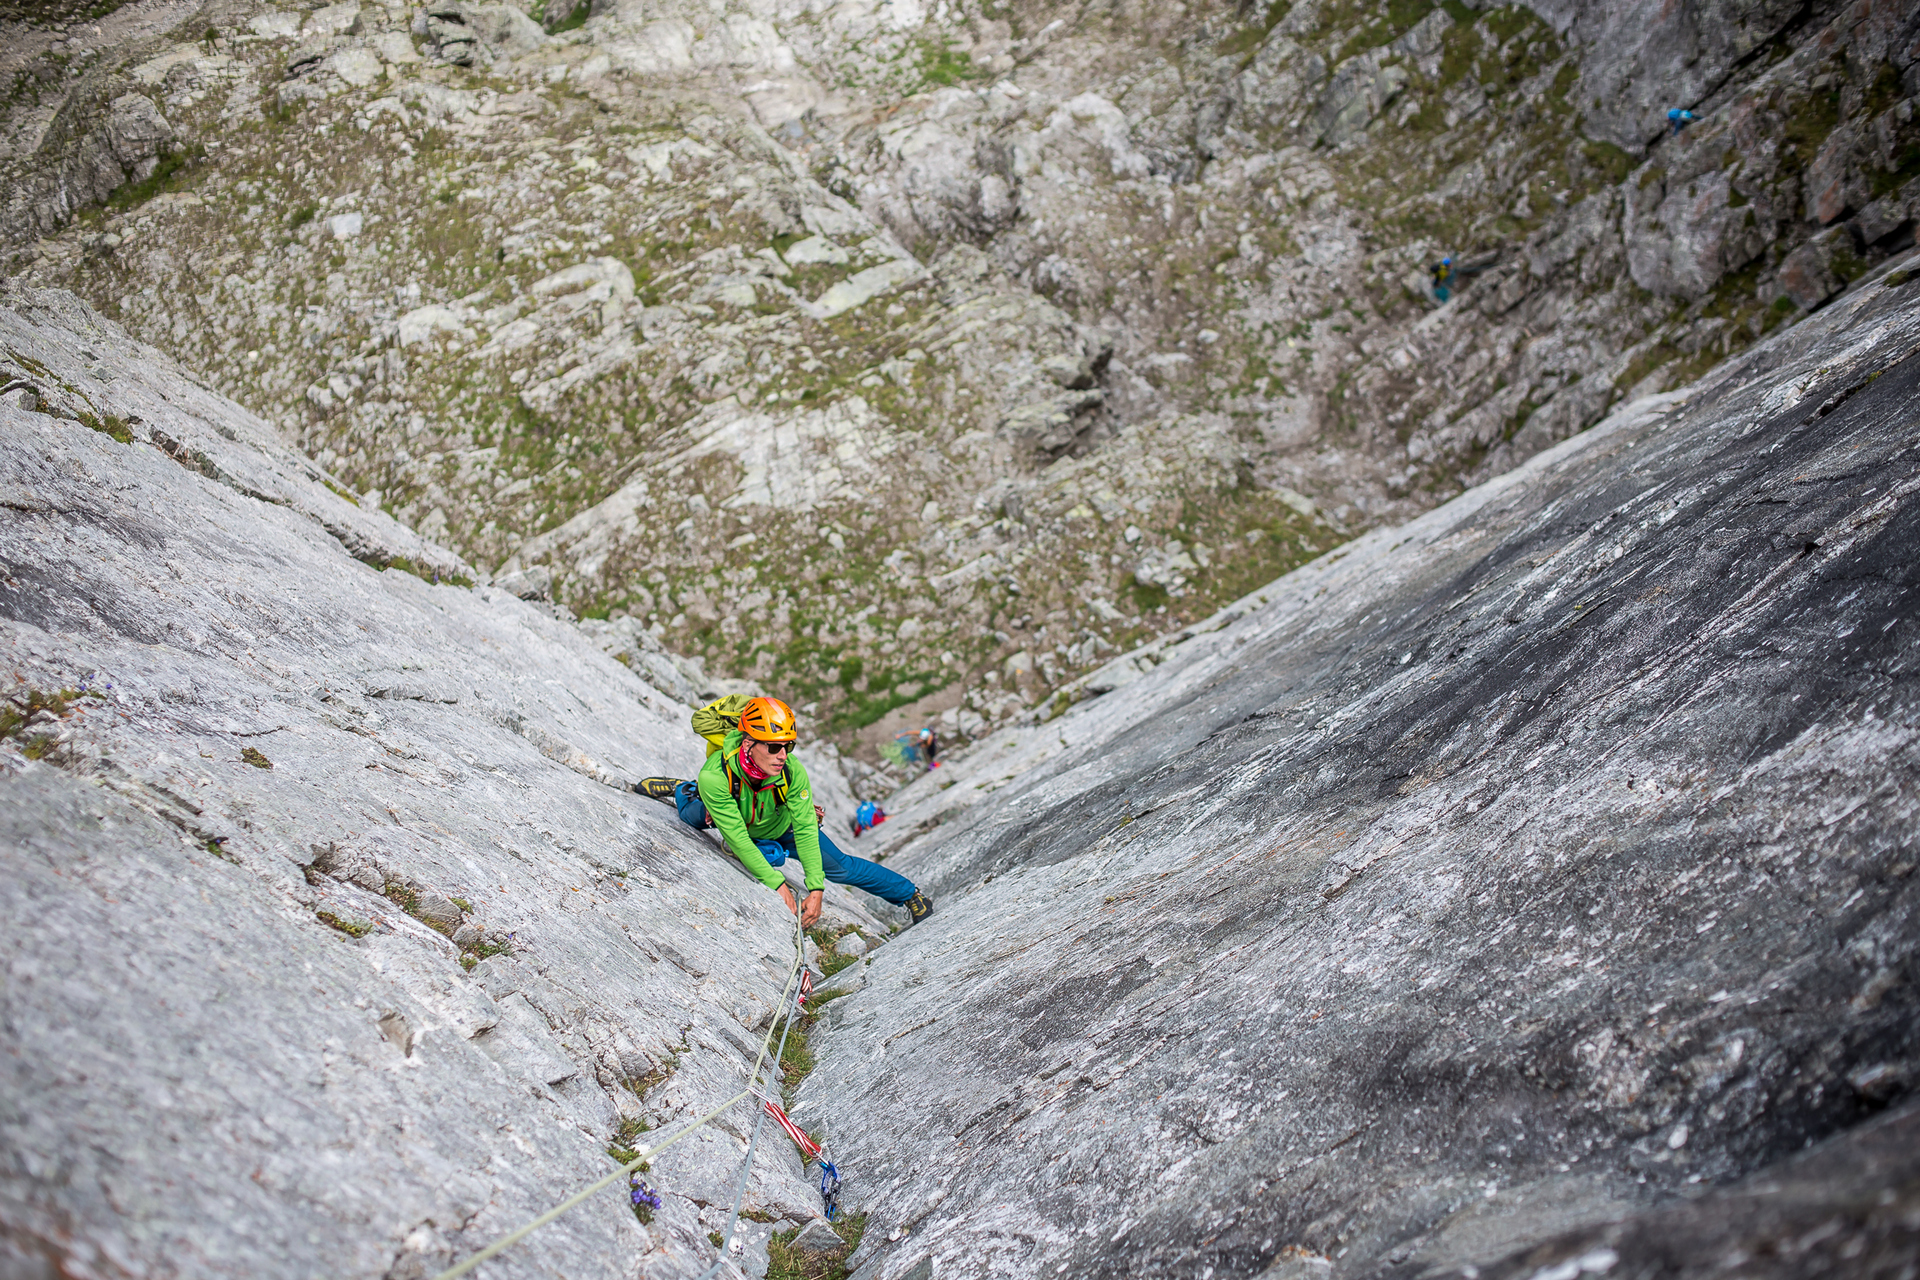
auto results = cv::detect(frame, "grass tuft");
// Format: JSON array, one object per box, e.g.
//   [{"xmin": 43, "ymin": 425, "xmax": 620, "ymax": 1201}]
[
  {"xmin": 317, "ymin": 909, "xmax": 371, "ymax": 937},
  {"xmin": 1, "ymin": 686, "xmax": 80, "ymax": 742},
  {"xmin": 107, "ymin": 144, "xmax": 206, "ymax": 212},
  {"xmin": 767, "ymin": 1213, "xmax": 867, "ymax": 1280}
]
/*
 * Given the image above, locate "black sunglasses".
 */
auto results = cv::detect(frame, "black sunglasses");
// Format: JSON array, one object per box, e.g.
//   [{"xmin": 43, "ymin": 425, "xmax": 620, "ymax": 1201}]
[{"xmin": 756, "ymin": 740, "xmax": 798, "ymax": 754}]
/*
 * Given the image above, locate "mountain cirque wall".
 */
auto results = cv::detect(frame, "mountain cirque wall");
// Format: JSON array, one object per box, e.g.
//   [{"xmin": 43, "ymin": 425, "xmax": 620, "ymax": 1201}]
[
  {"xmin": 0, "ymin": 284, "xmax": 898, "ymax": 1280},
  {"xmin": 6, "ymin": 0, "xmax": 1920, "ymax": 751},
  {"xmin": 794, "ymin": 258, "xmax": 1920, "ymax": 1279}
]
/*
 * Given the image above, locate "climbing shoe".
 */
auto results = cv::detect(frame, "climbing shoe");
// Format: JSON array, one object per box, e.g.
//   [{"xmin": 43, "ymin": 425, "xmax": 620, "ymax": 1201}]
[
  {"xmin": 634, "ymin": 777, "xmax": 683, "ymax": 801},
  {"xmin": 904, "ymin": 890, "xmax": 935, "ymax": 927}
]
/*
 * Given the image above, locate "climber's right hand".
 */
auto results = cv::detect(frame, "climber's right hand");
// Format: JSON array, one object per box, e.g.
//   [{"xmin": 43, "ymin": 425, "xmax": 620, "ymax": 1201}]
[{"xmin": 778, "ymin": 883, "xmax": 800, "ymax": 918}]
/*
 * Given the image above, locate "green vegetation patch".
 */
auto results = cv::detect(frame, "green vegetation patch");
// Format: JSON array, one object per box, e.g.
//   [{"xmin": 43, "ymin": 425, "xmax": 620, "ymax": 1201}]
[
  {"xmin": 767, "ymin": 1214, "xmax": 867, "ymax": 1280},
  {"xmin": 624, "ymin": 1048, "xmax": 678, "ymax": 1102},
  {"xmin": 2, "ymin": 685, "xmax": 99, "ymax": 754},
  {"xmin": 808, "ymin": 925, "xmax": 865, "ymax": 977},
  {"xmin": 107, "ymin": 144, "xmax": 207, "ymax": 212},
  {"xmin": 11, "ymin": 0, "xmax": 135, "ymax": 25},
  {"xmin": 805, "ymin": 985, "xmax": 855, "ymax": 1013},
  {"xmin": 75, "ymin": 411, "xmax": 134, "ymax": 444},
  {"xmin": 1779, "ymin": 80, "xmax": 1844, "ymax": 169},
  {"xmin": 458, "ymin": 936, "xmax": 512, "ymax": 970},
  {"xmin": 316, "ymin": 909, "xmax": 371, "ymax": 937},
  {"xmin": 607, "ymin": 1115, "xmax": 651, "ymax": 1167},
  {"xmin": 776, "ymin": 1017, "xmax": 815, "ymax": 1087},
  {"xmin": 1583, "ymin": 140, "xmax": 1633, "ymax": 186},
  {"xmin": 916, "ymin": 38, "xmax": 984, "ymax": 88},
  {"xmin": 1860, "ymin": 60, "xmax": 1902, "ymax": 118},
  {"xmin": 1217, "ymin": 0, "xmax": 1292, "ymax": 61},
  {"xmin": 1869, "ymin": 142, "xmax": 1920, "ymax": 199}
]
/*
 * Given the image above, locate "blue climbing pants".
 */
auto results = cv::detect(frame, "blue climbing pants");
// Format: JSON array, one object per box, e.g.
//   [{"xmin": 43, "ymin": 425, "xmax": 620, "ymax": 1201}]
[
  {"xmin": 674, "ymin": 780, "xmax": 709, "ymax": 828},
  {"xmin": 674, "ymin": 783, "xmax": 916, "ymax": 904}
]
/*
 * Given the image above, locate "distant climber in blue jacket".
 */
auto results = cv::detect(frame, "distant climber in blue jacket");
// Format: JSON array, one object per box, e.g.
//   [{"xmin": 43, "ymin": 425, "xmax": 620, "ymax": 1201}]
[{"xmin": 851, "ymin": 799, "xmax": 887, "ymax": 838}]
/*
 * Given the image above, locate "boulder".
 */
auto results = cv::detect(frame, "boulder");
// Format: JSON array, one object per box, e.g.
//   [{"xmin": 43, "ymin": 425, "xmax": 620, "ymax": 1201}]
[
  {"xmin": 1625, "ymin": 166, "xmax": 1769, "ymax": 299},
  {"xmin": 997, "ymin": 389, "xmax": 1103, "ymax": 455},
  {"xmin": 469, "ymin": 3, "xmax": 547, "ymax": 60},
  {"xmin": 1854, "ymin": 176, "xmax": 1920, "ymax": 245},
  {"xmin": 496, "ymin": 564, "xmax": 555, "ymax": 600},
  {"xmin": 1806, "ymin": 122, "xmax": 1869, "ymax": 225},
  {"xmin": 103, "ymin": 94, "xmax": 173, "ymax": 181},
  {"xmin": 531, "ymin": 257, "xmax": 636, "ymax": 302},
  {"xmin": 1778, "ymin": 224, "xmax": 1864, "ymax": 310},
  {"xmin": 808, "ymin": 259, "xmax": 925, "ymax": 319},
  {"xmin": 418, "ymin": 1, "xmax": 481, "ymax": 65},
  {"xmin": 1311, "ymin": 52, "xmax": 1408, "ymax": 148}
]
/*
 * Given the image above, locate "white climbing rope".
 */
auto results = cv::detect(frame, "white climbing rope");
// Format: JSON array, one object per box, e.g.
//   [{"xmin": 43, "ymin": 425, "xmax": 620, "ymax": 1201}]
[
  {"xmin": 693, "ymin": 973, "xmax": 809, "ymax": 1280},
  {"xmin": 430, "ymin": 907, "xmax": 810, "ymax": 1280}
]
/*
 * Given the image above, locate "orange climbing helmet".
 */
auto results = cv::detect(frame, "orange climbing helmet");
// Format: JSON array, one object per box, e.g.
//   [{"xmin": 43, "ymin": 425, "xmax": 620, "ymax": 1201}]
[{"xmin": 737, "ymin": 696, "xmax": 798, "ymax": 742}]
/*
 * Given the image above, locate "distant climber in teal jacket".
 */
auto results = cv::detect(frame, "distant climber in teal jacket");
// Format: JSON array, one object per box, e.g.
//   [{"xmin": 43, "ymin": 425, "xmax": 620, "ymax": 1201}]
[{"xmin": 637, "ymin": 697, "xmax": 934, "ymax": 928}]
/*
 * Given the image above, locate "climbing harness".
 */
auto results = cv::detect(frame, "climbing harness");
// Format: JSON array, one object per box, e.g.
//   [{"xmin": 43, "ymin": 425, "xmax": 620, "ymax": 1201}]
[{"xmin": 431, "ymin": 902, "xmax": 819, "ymax": 1280}]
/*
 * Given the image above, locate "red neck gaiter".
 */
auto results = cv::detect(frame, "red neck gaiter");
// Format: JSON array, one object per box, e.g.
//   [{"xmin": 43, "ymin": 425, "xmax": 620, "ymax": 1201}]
[{"xmin": 740, "ymin": 742, "xmax": 773, "ymax": 783}]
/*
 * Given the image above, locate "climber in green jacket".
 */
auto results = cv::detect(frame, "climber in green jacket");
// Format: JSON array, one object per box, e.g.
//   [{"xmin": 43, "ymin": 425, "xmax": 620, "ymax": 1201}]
[{"xmin": 638, "ymin": 697, "xmax": 933, "ymax": 928}]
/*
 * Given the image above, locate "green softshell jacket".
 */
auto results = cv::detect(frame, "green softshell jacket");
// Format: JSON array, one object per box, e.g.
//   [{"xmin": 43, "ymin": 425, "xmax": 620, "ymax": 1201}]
[
  {"xmin": 698, "ymin": 728, "xmax": 823, "ymax": 893},
  {"xmin": 691, "ymin": 694, "xmax": 757, "ymax": 757}
]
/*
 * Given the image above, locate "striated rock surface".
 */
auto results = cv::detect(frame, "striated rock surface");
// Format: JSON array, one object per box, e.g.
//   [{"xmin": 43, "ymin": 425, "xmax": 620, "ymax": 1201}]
[
  {"xmin": 1, "ymin": 286, "xmax": 892, "ymax": 1280},
  {"xmin": 798, "ymin": 255, "xmax": 1920, "ymax": 1278}
]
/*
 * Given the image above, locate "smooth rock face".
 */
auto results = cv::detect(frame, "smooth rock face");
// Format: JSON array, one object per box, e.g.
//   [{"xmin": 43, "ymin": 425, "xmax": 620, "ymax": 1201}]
[
  {"xmin": 0, "ymin": 288, "xmax": 891, "ymax": 1278},
  {"xmin": 796, "ymin": 261, "xmax": 1920, "ymax": 1279}
]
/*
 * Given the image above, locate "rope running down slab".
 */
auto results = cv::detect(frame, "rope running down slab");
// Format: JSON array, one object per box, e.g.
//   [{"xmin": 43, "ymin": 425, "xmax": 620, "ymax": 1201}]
[
  {"xmin": 431, "ymin": 907, "xmax": 810, "ymax": 1280},
  {"xmin": 692, "ymin": 973, "xmax": 809, "ymax": 1280}
]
